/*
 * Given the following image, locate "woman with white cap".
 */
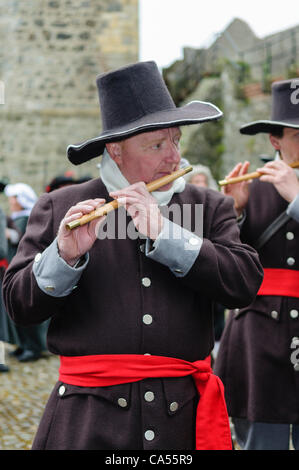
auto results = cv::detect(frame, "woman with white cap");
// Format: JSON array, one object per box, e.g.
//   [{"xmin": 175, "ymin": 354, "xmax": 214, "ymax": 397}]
[{"xmin": 4, "ymin": 183, "xmax": 48, "ymax": 362}]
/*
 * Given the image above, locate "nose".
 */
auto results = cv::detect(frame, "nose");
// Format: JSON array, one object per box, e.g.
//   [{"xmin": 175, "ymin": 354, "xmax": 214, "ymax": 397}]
[{"xmin": 164, "ymin": 139, "xmax": 181, "ymax": 164}]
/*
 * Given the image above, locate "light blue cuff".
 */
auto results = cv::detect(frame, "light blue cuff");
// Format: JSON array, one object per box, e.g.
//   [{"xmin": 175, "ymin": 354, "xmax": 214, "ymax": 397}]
[
  {"xmin": 32, "ymin": 238, "xmax": 89, "ymax": 297},
  {"xmin": 145, "ymin": 218, "xmax": 202, "ymax": 277},
  {"xmin": 287, "ymin": 192, "xmax": 299, "ymax": 222}
]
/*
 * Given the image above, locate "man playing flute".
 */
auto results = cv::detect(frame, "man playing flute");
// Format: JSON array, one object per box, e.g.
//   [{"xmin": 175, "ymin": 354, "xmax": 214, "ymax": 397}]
[
  {"xmin": 3, "ymin": 61, "xmax": 262, "ymax": 450},
  {"xmin": 215, "ymin": 78, "xmax": 299, "ymax": 450}
]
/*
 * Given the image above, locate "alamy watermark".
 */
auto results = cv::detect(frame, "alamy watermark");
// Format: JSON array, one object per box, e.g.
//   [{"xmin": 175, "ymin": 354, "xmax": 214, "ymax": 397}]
[
  {"xmin": 290, "ymin": 337, "xmax": 299, "ymax": 369},
  {"xmin": 0, "ymin": 80, "xmax": 4, "ymax": 104},
  {"xmin": 94, "ymin": 203, "xmax": 203, "ymax": 249},
  {"xmin": 290, "ymin": 79, "xmax": 299, "ymax": 105}
]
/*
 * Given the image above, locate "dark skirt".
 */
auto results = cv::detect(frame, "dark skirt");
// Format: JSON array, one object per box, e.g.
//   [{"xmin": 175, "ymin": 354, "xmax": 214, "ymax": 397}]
[{"xmin": 0, "ymin": 279, "xmax": 48, "ymax": 351}]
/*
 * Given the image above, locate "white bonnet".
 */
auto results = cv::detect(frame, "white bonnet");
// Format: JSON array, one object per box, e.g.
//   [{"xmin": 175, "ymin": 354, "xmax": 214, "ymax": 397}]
[{"xmin": 5, "ymin": 183, "xmax": 38, "ymax": 211}]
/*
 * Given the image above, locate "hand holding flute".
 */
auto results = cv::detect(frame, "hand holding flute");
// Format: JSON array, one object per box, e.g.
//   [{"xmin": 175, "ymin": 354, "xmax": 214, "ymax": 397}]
[
  {"xmin": 219, "ymin": 160, "xmax": 299, "ymax": 186},
  {"xmin": 58, "ymin": 166, "xmax": 192, "ymax": 266},
  {"xmin": 220, "ymin": 159, "xmax": 299, "ymax": 218},
  {"xmin": 66, "ymin": 166, "xmax": 193, "ymax": 230}
]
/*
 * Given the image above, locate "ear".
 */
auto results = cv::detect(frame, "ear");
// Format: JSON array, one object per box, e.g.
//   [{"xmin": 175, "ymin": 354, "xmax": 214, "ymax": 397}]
[
  {"xmin": 105, "ymin": 143, "xmax": 122, "ymax": 165},
  {"xmin": 269, "ymin": 134, "xmax": 281, "ymax": 151}
]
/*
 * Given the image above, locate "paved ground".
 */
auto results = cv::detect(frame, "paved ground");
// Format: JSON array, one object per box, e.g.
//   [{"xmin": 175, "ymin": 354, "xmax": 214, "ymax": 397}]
[{"xmin": 0, "ymin": 343, "xmax": 59, "ymax": 450}]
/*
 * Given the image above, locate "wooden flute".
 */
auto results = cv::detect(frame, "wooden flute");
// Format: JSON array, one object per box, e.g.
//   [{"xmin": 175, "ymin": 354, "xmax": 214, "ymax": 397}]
[
  {"xmin": 218, "ymin": 161, "xmax": 299, "ymax": 187},
  {"xmin": 66, "ymin": 165, "xmax": 193, "ymax": 230}
]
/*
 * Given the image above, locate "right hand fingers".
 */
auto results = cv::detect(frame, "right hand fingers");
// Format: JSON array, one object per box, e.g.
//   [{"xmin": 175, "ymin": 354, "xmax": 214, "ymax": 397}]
[
  {"xmin": 225, "ymin": 161, "xmax": 250, "ymax": 180},
  {"xmin": 59, "ymin": 199, "xmax": 106, "ymax": 234},
  {"xmin": 64, "ymin": 199, "xmax": 106, "ymax": 218}
]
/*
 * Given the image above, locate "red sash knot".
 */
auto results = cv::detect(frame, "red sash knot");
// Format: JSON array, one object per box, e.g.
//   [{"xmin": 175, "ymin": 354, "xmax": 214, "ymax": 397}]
[{"xmin": 59, "ymin": 354, "xmax": 232, "ymax": 450}]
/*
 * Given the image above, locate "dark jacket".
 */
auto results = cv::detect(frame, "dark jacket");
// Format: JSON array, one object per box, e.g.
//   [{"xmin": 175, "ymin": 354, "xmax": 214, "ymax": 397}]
[
  {"xmin": 2, "ymin": 178, "xmax": 263, "ymax": 449},
  {"xmin": 215, "ymin": 179, "xmax": 299, "ymax": 424}
]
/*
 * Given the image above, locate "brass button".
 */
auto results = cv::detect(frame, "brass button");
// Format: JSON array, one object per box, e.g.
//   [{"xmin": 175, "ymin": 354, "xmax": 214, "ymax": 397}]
[
  {"xmin": 174, "ymin": 268, "xmax": 183, "ymax": 274},
  {"xmin": 45, "ymin": 286, "xmax": 55, "ymax": 292}
]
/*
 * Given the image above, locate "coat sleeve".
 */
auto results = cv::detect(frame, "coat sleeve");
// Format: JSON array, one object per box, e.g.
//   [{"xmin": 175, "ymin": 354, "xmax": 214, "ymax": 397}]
[
  {"xmin": 180, "ymin": 194, "xmax": 263, "ymax": 308},
  {"xmin": 2, "ymin": 193, "xmax": 70, "ymax": 326}
]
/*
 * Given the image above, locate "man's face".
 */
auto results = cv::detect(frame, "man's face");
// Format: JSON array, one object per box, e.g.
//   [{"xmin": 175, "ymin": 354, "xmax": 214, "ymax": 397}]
[
  {"xmin": 272, "ymin": 128, "xmax": 299, "ymax": 164},
  {"xmin": 107, "ymin": 127, "xmax": 181, "ymax": 191}
]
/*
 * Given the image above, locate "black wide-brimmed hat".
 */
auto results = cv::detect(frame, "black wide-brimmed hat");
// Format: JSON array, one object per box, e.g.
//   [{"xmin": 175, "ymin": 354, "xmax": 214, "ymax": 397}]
[
  {"xmin": 67, "ymin": 61, "xmax": 223, "ymax": 165},
  {"xmin": 240, "ymin": 78, "xmax": 299, "ymax": 135}
]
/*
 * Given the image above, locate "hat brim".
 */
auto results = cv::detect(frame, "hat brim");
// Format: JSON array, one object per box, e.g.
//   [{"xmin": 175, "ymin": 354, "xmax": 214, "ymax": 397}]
[
  {"xmin": 240, "ymin": 119, "xmax": 299, "ymax": 135},
  {"xmin": 67, "ymin": 101, "xmax": 222, "ymax": 165}
]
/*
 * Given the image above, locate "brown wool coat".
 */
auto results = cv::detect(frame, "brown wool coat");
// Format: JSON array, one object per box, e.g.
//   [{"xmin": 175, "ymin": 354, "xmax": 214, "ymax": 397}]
[
  {"xmin": 215, "ymin": 179, "xmax": 299, "ymax": 424},
  {"xmin": 2, "ymin": 178, "xmax": 263, "ymax": 449}
]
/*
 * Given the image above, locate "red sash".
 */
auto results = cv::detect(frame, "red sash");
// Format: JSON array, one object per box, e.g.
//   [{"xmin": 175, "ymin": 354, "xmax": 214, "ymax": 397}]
[
  {"xmin": 59, "ymin": 354, "xmax": 232, "ymax": 450},
  {"xmin": 257, "ymin": 268, "xmax": 299, "ymax": 298},
  {"xmin": 0, "ymin": 259, "xmax": 8, "ymax": 269}
]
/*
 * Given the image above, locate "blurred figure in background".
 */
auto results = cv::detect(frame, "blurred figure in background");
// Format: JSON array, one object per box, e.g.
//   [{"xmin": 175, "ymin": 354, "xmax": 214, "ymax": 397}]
[
  {"xmin": 45, "ymin": 174, "xmax": 76, "ymax": 193},
  {"xmin": 185, "ymin": 163, "xmax": 219, "ymax": 191},
  {"xmin": 4, "ymin": 183, "xmax": 48, "ymax": 362},
  {"xmin": 0, "ymin": 202, "xmax": 9, "ymax": 372},
  {"xmin": 45, "ymin": 173, "xmax": 92, "ymax": 193}
]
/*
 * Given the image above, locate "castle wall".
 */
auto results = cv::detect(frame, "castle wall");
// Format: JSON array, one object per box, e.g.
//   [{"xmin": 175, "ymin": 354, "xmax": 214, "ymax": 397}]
[{"xmin": 0, "ymin": 0, "xmax": 139, "ymax": 195}]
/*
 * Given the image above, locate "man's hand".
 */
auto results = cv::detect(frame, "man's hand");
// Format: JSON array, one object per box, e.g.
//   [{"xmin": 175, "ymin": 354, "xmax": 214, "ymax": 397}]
[
  {"xmin": 110, "ymin": 182, "xmax": 164, "ymax": 240},
  {"xmin": 257, "ymin": 160, "xmax": 299, "ymax": 202},
  {"xmin": 57, "ymin": 198, "xmax": 106, "ymax": 266},
  {"xmin": 222, "ymin": 161, "xmax": 251, "ymax": 217}
]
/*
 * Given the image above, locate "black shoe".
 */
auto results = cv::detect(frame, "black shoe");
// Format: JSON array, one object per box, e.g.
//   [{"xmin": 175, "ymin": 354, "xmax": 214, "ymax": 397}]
[
  {"xmin": 9, "ymin": 347, "xmax": 24, "ymax": 357},
  {"xmin": 18, "ymin": 350, "xmax": 41, "ymax": 362},
  {"xmin": 0, "ymin": 363, "xmax": 10, "ymax": 372}
]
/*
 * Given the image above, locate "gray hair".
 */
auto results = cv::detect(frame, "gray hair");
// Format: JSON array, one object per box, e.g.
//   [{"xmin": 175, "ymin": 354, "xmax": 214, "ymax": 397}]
[{"xmin": 184, "ymin": 164, "xmax": 218, "ymax": 191}]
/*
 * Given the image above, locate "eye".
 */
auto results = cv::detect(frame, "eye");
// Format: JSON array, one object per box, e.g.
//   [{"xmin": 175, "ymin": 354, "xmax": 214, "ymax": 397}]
[
  {"xmin": 173, "ymin": 136, "xmax": 180, "ymax": 147},
  {"xmin": 152, "ymin": 142, "xmax": 162, "ymax": 150}
]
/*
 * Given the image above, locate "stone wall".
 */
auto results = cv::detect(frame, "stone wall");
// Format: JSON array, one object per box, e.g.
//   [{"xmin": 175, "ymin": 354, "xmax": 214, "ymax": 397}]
[
  {"xmin": 179, "ymin": 69, "xmax": 275, "ymax": 183},
  {"xmin": 0, "ymin": 0, "xmax": 139, "ymax": 200},
  {"xmin": 164, "ymin": 19, "xmax": 299, "ymax": 186},
  {"xmin": 220, "ymin": 68, "xmax": 273, "ymax": 176}
]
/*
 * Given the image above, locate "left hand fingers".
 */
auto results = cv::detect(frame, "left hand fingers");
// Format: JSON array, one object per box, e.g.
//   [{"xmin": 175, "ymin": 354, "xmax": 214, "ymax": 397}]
[
  {"xmin": 116, "ymin": 195, "xmax": 144, "ymax": 208},
  {"xmin": 110, "ymin": 187, "xmax": 156, "ymax": 207},
  {"xmin": 257, "ymin": 160, "xmax": 290, "ymax": 177},
  {"xmin": 110, "ymin": 182, "xmax": 150, "ymax": 199},
  {"xmin": 258, "ymin": 160, "xmax": 288, "ymax": 172}
]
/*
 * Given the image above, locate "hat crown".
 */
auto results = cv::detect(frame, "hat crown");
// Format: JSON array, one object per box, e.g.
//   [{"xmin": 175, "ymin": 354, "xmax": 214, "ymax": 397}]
[
  {"xmin": 96, "ymin": 61, "xmax": 176, "ymax": 132},
  {"xmin": 271, "ymin": 78, "xmax": 299, "ymax": 122}
]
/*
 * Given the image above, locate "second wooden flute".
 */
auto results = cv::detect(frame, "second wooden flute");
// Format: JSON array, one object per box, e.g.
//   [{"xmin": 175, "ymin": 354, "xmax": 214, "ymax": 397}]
[
  {"xmin": 218, "ymin": 161, "xmax": 299, "ymax": 186},
  {"xmin": 66, "ymin": 165, "xmax": 193, "ymax": 230}
]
